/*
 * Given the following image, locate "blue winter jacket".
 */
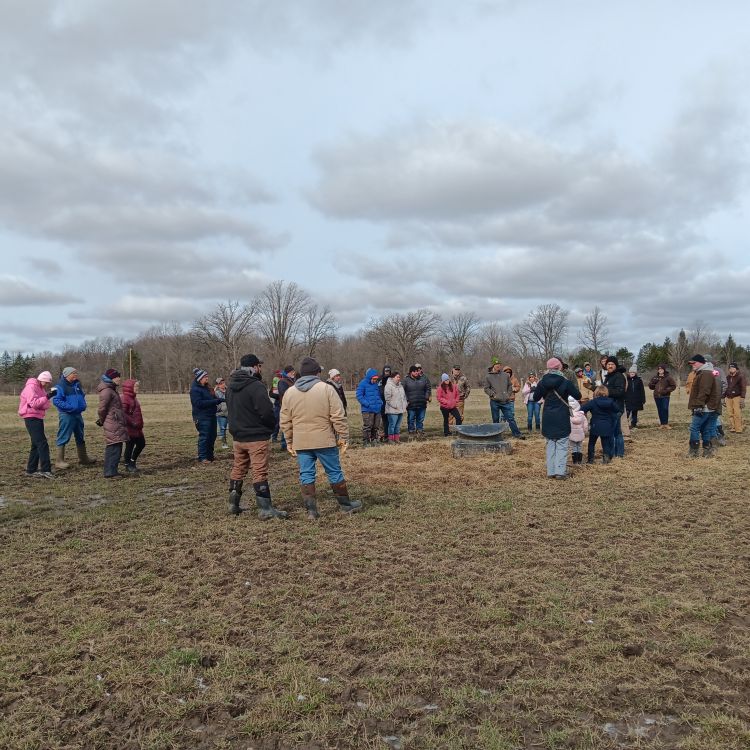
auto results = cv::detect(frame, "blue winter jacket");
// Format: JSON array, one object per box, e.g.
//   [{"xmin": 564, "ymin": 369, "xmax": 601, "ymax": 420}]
[
  {"xmin": 580, "ymin": 397, "xmax": 619, "ymax": 437},
  {"xmin": 52, "ymin": 376, "xmax": 87, "ymax": 415},
  {"xmin": 356, "ymin": 368, "xmax": 384, "ymax": 413},
  {"xmin": 190, "ymin": 378, "xmax": 222, "ymax": 419}
]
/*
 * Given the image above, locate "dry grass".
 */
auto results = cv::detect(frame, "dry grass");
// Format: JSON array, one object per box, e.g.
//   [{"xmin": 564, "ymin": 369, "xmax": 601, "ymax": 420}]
[{"xmin": 0, "ymin": 392, "xmax": 748, "ymax": 750}]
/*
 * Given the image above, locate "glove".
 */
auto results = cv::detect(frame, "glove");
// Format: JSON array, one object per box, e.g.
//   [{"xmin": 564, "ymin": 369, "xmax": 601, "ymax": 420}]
[
  {"xmin": 287, "ymin": 444, "xmax": 297, "ymax": 457},
  {"xmin": 47, "ymin": 387, "xmax": 58, "ymax": 399},
  {"xmin": 95, "ymin": 419, "xmax": 103, "ymax": 427},
  {"xmin": 337, "ymin": 439, "xmax": 348, "ymax": 457}
]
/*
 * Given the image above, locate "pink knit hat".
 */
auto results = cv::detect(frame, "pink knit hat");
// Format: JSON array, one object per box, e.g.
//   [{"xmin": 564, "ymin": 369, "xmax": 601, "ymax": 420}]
[
  {"xmin": 546, "ymin": 358, "xmax": 562, "ymax": 370},
  {"xmin": 37, "ymin": 371, "xmax": 53, "ymax": 383}
]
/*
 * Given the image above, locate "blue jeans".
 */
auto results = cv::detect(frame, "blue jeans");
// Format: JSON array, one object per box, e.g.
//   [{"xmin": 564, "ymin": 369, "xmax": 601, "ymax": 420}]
[
  {"xmin": 490, "ymin": 400, "xmax": 522, "ymax": 437},
  {"xmin": 526, "ymin": 401, "xmax": 541, "ymax": 430},
  {"xmin": 613, "ymin": 413, "xmax": 624, "ymax": 457},
  {"xmin": 194, "ymin": 416, "xmax": 217, "ymax": 460},
  {"xmin": 216, "ymin": 415, "xmax": 228, "ymax": 440},
  {"xmin": 387, "ymin": 413, "xmax": 403, "ymax": 436},
  {"xmin": 56, "ymin": 412, "xmax": 85, "ymax": 447},
  {"xmin": 545, "ymin": 437, "xmax": 569, "ymax": 477},
  {"xmin": 654, "ymin": 397, "xmax": 670, "ymax": 425},
  {"xmin": 297, "ymin": 446, "xmax": 344, "ymax": 485},
  {"xmin": 407, "ymin": 406, "xmax": 426, "ymax": 433},
  {"xmin": 690, "ymin": 411, "xmax": 718, "ymax": 444}
]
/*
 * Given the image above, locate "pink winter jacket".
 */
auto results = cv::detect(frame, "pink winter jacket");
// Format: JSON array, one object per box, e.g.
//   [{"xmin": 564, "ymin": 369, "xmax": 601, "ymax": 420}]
[
  {"xmin": 569, "ymin": 408, "xmax": 589, "ymax": 442},
  {"xmin": 18, "ymin": 378, "xmax": 52, "ymax": 419},
  {"xmin": 436, "ymin": 382, "xmax": 461, "ymax": 410}
]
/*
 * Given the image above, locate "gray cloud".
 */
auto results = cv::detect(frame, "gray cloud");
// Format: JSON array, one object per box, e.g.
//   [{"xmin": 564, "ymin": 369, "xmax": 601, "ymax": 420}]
[{"xmin": 0, "ymin": 275, "xmax": 82, "ymax": 306}]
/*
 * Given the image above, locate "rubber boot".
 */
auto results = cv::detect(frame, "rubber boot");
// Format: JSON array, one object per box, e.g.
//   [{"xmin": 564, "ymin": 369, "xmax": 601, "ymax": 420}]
[
  {"xmin": 228, "ymin": 479, "xmax": 243, "ymax": 515},
  {"xmin": 125, "ymin": 459, "xmax": 139, "ymax": 474},
  {"xmin": 687, "ymin": 441, "xmax": 700, "ymax": 459},
  {"xmin": 602, "ymin": 454, "xmax": 612, "ymax": 464},
  {"xmin": 254, "ymin": 482, "xmax": 287, "ymax": 520},
  {"xmin": 55, "ymin": 445, "xmax": 70, "ymax": 470},
  {"xmin": 331, "ymin": 480, "xmax": 362, "ymax": 514},
  {"xmin": 301, "ymin": 483, "xmax": 319, "ymax": 520},
  {"xmin": 702, "ymin": 441, "xmax": 715, "ymax": 458},
  {"xmin": 76, "ymin": 442, "xmax": 97, "ymax": 465}
]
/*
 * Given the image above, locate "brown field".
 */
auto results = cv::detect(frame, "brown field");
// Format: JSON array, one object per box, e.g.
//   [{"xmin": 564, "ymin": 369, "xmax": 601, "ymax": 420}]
[{"xmin": 0, "ymin": 391, "xmax": 748, "ymax": 750}]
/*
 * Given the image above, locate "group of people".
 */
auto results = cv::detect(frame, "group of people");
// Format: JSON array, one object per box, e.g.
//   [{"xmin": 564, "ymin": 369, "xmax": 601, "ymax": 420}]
[
  {"xmin": 17, "ymin": 349, "xmax": 746, "ymax": 514},
  {"xmin": 18, "ymin": 366, "xmax": 145, "ymax": 479}
]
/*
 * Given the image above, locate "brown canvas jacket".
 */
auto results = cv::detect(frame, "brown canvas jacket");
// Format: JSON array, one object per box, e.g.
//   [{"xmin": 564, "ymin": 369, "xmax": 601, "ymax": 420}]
[
  {"xmin": 280, "ymin": 380, "xmax": 349, "ymax": 450},
  {"xmin": 687, "ymin": 368, "xmax": 722, "ymax": 411},
  {"xmin": 725, "ymin": 371, "xmax": 747, "ymax": 399}
]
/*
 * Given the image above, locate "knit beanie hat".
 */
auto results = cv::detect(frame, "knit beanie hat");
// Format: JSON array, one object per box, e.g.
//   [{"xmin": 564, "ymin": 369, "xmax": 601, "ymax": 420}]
[
  {"xmin": 105, "ymin": 368, "xmax": 121, "ymax": 379},
  {"xmin": 441, "ymin": 373, "xmax": 450, "ymax": 382},
  {"xmin": 62, "ymin": 366, "xmax": 77, "ymax": 378},
  {"xmin": 546, "ymin": 357, "xmax": 562, "ymax": 370},
  {"xmin": 605, "ymin": 356, "xmax": 619, "ymax": 367},
  {"xmin": 193, "ymin": 368, "xmax": 208, "ymax": 381},
  {"xmin": 629, "ymin": 365, "xmax": 637, "ymax": 373},
  {"xmin": 328, "ymin": 368, "xmax": 340, "ymax": 378},
  {"xmin": 37, "ymin": 371, "xmax": 53, "ymax": 383},
  {"xmin": 299, "ymin": 357, "xmax": 322, "ymax": 376}
]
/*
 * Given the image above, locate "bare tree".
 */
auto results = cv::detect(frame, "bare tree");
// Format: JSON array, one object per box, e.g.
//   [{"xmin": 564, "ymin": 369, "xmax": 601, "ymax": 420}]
[
  {"xmin": 300, "ymin": 303, "xmax": 338, "ymax": 358},
  {"xmin": 687, "ymin": 320, "xmax": 717, "ymax": 354},
  {"xmin": 477, "ymin": 322, "xmax": 515, "ymax": 359},
  {"xmin": 192, "ymin": 300, "xmax": 255, "ymax": 374},
  {"xmin": 578, "ymin": 306, "xmax": 610, "ymax": 356},
  {"xmin": 255, "ymin": 281, "xmax": 311, "ymax": 365},
  {"xmin": 367, "ymin": 309, "xmax": 441, "ymax": 373},
  {"xmin": 444, "ymin": 312, "xmax": 480, "ymax": 361},
  {"xmin": 517, "ymin": 303, "xmax": 569, "ymax": 360},
  {"xmin": 670, "ymin": 328, "xmax": 690, "ymax": 383}
]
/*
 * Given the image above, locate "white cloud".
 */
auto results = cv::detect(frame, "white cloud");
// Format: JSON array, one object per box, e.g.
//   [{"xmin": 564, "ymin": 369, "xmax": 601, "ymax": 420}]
[{"xmin": 0, "ymin": 275, "xmax": 82, "ymax": 306}]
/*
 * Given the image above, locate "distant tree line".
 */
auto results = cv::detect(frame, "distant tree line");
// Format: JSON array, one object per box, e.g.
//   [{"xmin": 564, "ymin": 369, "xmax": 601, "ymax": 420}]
[{"xmin": 2, "ymin": 281, "xmax": 748, "ymax": 394}]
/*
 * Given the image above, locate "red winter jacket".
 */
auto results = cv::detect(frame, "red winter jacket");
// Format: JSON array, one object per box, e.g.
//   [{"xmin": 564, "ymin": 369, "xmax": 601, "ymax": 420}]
[
  {"xmin": 436, "ymin": 382, "xmax": 461, "ymax": 410},
  {"xmin": 121, "ymin": 379, "xmax": 144, "ymax": 439}
]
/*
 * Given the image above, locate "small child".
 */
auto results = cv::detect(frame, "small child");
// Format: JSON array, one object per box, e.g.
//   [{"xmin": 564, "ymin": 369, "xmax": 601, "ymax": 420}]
[
  {"xmin": 568, "ymin": 397, "xmax": 588, "ymax": 464},
  {"xmin": 579, "ymin": 385, "xmax": 619, "ymax": 464},
  {"xmin": 121, "ymin": 379, "xmax": 145, "ymax": 473}
]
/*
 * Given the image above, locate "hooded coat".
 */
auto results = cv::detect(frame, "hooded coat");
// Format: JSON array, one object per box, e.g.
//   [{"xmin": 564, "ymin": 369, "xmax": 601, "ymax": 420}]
[
  {"xmin": 436, "ymin": 381, "xmax": 461, "ymax": 410},
  {"xmin": 384, "ymin": 378, "xmax": 408, "ymax": 414},
  {"xmin": 120, "ymin": 379, "xmax": 144, "ymax": 439},
  {"xmin": 580, "ymin": 397, "xmax": 619, "ymax": 437},
  {"xmin": 96, "ymin": 379, "xmax": 128, "ymax": 445},
  {"xmin": 280, "ymin": 377, "xmax": 349, "ymax": 450},
  {"xmin": 356, "ymin": 368, "xmax": 384, "ymax": 413},
  {"xmin": 226, "ymin": 369, "xmax": 276, "ymax": 442},
  {"xmin": 603, "ymin": 366, "xmax": 627, "ymax": 413},
  {"xmin": 624, "ymin": 374, "xmax": 646, "ymax": 411},
  {"xmin": 648, "ymin": 368, "xmax": 677, "ymax": 398},
  {"xmin": 190, "ymin": 378, "xmax": 222, "ymax": 420},
  {"xmin": 52, "ymin": 376, "xmax": 87, "ymax": 415},
  {"xmin": 533, "ymin": 371, "xmax": 581, "ymax": 440},
  {"xmin": 18, "ymin": 378, "xmax": 52, "ymax": 420}
]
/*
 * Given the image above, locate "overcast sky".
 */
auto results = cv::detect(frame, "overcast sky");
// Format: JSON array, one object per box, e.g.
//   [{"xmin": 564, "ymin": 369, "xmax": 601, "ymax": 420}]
[{"xmin": 2, "ymin": 0, "xmax": 749, "ymax": 354}]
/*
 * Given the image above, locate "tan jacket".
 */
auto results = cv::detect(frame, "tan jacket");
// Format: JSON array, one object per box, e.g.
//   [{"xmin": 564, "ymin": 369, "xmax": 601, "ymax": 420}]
[{"xmin": 280, "ymin": 380, "xmax": 349, "ymax": 450}]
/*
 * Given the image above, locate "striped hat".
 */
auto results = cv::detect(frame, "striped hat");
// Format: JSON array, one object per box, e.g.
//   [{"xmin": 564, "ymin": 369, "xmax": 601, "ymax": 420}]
[{"xmin": 193, "ymin": 368, "xmax": 208, "ymax": 381}]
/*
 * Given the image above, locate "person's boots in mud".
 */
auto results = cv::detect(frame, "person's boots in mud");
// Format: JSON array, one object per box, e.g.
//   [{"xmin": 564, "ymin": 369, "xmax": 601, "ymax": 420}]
[
  {"xmin": 254, "ymin": 481, "xmax": 287, "ymax": 520},
  {"xmin": 228, "ymin": 479, "xmax": 243, "ymax": 515},
  {"xmin": 55, "ymin": 446, "xmax": 70, "ymax": 470},
  {"xmin": 302, "ymin": 483, "xmax": 319, "ymax": 520},
  {"xmin": 76, "ymin": 442, "xmax": 97, "ymax": 465},
  {"xmin": 331, "ymin": 480, "xmax": 362, "ymax": 514},
  {"xmin": 702, "ymin": 440, "xmax": 716, "ymax": 458},
  {"xmin": 687, "ymin": 441, "xmax": 700, "ymax": 459}
]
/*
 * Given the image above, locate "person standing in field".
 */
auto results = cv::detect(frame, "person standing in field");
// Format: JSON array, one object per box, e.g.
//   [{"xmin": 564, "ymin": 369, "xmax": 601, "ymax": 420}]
[
  {"xmin": 326, "ymin": 369, "xmax": 348, "ymax": 414},
  {"xmin": 484, "ymin": 358, "xmax": 525, "ymax": 439},
  {"xmin": 648, "ymin": 364, "xmax": 677, "ymax": 429},
  {"xmin": 52, "ymin": 366, "xmax": 96, "ymax": 469},
  {"xmin": 568, "ymin": 397, "xmax": 588, "ymax": 465},
  {"xmin": 580, "ymin": 385, "xmax": 619, "ymax": 464},
  {"xmin": 96, "ymin": 368, "xmax": 128, "ymax": 478},
  {"xmin": 624, "ymin": 365, "xmax": 646, "ymax": 428},
  {"xmin": 603, "ymin": 356, "xmax": 627, "ymax": 457},
  {"xmin": 436, "ymin": 373, "xmax": 463, "ymax": 436},
  {"xmin": 121, "ymin": 379, "xmax": 145, "ymax": 473},
  {"xmin": 226, "ymin": 354, "xmax": 287, "ymax": 519},
  {"xmin": 522, "ymin": 373, "xmax": 541, "ymax": 432},
  {"xmin": 190, "ymin": 368, "xmax": 223, "ymax": 464},
  {"xmin": 724, "ymin": 362, "xmax": 746, "ymax": 433},
  {"xmin": 533, "ymin": 357, "xmax": 581, "ymax": 479},
  {"xmin": 403, "ymin": 365, "xmax": 431, "ymax": 439},
  {"xmin": 449, "ymin": 365, "xmax": 471, "ymax": 426},
  {"xmin": 378, "ymin": 365, "xmax": 392, "ymax": 440},
  {"xmin": 280, "ymin": 356, "xmax": 359, "ymax": 519},
  {"xmin": 215, "ymin": 377, "xmax": 230, "ymax": 449},
  {"xmin": 384, "ymin": 371, "xmax": 408, "ymax": 442},
  {"xmin": 686, "ymin": 354, "xmax": 721, "ymax": 458},
  {"xmin": 18, "ymin": 370, "xmax": 56, "ymax": 479},
  {"xmin": 356, "ymin": 368, "xmax": 384, "ymax": 446},
  {"xmin": 276, "ymin": 366, "xmax": 297, "ymax": 451},
  {"xmin": 269, "ymin": 369, "xmax": 282, "ymax": 443},
  {"xmin": 575, "ymin": 366, "xmax": 593, "ymax": 404}
]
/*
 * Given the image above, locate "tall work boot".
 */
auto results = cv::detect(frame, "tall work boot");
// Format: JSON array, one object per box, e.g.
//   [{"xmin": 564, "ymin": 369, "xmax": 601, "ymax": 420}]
[
  {"xmin": 55, "ymin": 445, "xmax": 70, "ymax": 470},
  {"xmin": 687, "ymin": 441, "xmax": 700, "ymax": 459},
  {"xmin": 331, "ymin": 480, "xmax": 362, "ymax": 514},
  {"xmin": 254, "ymin": 482, "xmax": 288, "ymax": 520},
  {"xmin": 301, "ymin": 483, "xmax": 319, "ymax": 520},
  {"xmin": 228, "ymin": 479, "xmax": 244, "ymax": 515},
  {"xmin": 76, "ymin": 442, "xmax": 97, "ymax": 465},
  {"xmin": 702, "ymin": 441, "xmax": 716, "ymax": 458}
]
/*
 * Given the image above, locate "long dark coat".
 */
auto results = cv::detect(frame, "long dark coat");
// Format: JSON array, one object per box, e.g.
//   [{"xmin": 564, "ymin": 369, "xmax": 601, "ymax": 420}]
[{"xmin": 533, "ymin": 371, "xmax": 581, "ymax": 440}]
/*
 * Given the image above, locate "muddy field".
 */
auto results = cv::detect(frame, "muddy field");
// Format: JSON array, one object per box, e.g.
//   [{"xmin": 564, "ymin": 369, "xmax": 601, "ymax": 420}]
[{"xmin": 0, "ymin": 391, "xmax": 748, "ymax": 750}]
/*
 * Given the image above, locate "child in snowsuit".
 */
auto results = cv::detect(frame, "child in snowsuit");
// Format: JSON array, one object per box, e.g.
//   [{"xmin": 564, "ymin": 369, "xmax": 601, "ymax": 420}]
[
  {"xmin": 568, "ymin": 397, "xmax": 588, "ymax": 465},
  {"xmin": 579, "ymin": 386, "xmax": 619, "ymax": 464}
]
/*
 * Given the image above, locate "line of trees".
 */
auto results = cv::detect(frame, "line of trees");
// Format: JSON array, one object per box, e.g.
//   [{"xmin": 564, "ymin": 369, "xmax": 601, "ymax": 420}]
[{"xmin": 2, "ymin": 282, "xmax": 749, "ymax": 394}]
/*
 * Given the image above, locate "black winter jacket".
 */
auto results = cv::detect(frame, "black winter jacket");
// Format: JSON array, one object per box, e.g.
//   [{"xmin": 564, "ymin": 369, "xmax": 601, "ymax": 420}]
[
  {"xmin": 403, "ymin": 374, "xmax": 431, "ymax": 409},
  {"xmin": 227, "ymin": 370, "xmax": 276, "ymax": 442},
  {"xmin": 533, "ymin": 371, "xmax": 581, "ymax": 440},
  {"xmin": 603, "ymin": 367, "xmax": 627, "ymax": 413},
  {"xmin": 624, "ymin": 375, "xmax": 646, "ymax": 411}
]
